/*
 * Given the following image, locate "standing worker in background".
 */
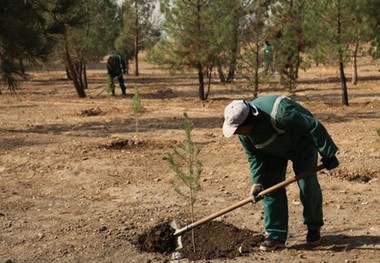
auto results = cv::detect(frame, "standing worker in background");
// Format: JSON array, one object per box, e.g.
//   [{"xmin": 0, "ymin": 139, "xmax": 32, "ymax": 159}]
[
  {"xmin": 263, "ymin": 40, "xmax": 274, "ymax": 76},
  {"xmin": 106, "ymin": 54, "xmax": 127, "ymax": 96},
  {"xmin": 222, "ymin": 94, "xmax": 339, "ymax": 252}
]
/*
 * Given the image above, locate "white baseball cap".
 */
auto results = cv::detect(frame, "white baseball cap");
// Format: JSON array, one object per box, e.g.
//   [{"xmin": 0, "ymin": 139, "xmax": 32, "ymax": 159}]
[{"xmin": 222, "ymin": 100, "xmax": 250, "ymax": 138}]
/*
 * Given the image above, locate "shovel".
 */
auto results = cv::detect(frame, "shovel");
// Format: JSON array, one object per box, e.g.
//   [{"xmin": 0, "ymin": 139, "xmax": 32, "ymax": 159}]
[{"xmin": 171, "ymin": 164, "xmax": 325, "ymax": 249}]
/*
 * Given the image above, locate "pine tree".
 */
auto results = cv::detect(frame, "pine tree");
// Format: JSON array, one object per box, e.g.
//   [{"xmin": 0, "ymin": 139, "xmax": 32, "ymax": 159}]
[
  {"xmin": 303, "ymin": 0, "xmax": 369, "ymax": 106},
  {"xmin": 131, "ymin": 86, "xmax": 144, "ymax": 133},
  {"xmin": 365, "ymin": 0, "xmax": 380, "ymax": 59},
  {"xmin": 0, "ymin": 0, "xmax": 57, "ymax": 92},
  {"xmin": 236, "ymin": 0, "xmax": 269, "ymax": 98},
  {"xmin": 116, "ymin": 0, "xmax": 156, "ymax": 76},
  {"xmin": 53, "ymin": 0, "xmax": 120, "ymax": 98},
  {"xmin": 167, "ymin": 112, "xmax": 202, "ymax": 252},
  {"xmin": 148, "ymin": 0, "xmax": 239, "ymax": 100},
  {"xmin": 267, "ymin": 0, "xmax": 309, "ymax": 93}
]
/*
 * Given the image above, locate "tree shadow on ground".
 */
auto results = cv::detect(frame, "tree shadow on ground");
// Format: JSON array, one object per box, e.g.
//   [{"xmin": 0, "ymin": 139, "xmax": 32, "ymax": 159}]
[
  {"xmin": 289, "ymin": 234, "xmax": 380, "ymax": 252},
  {"xmin": 2, "ymin": 105, "xmax": 376, "ymax": 140},
  {"xmin": 0, "ymin": 137, "xmax": 50, "ymax": 151},
  {"xmin": 297, "ymin": 75, "xmax": 380, "ymax": 85}
]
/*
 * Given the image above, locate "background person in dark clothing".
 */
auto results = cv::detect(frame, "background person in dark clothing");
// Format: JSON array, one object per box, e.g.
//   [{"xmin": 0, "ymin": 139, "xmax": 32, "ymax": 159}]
[{"xmin": 106, "ymin": 54, "xmax": 127, "ymax": 96}]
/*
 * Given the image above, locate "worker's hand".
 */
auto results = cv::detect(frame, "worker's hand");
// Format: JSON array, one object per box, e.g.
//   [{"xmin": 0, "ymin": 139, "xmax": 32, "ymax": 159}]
[
  {"xmin": 321, "ymin": 155, "xmax": 339, "ymax": 170},
  {"xmin": 250, "ymin": 183, "xmax": 263, "ymax": 203}
]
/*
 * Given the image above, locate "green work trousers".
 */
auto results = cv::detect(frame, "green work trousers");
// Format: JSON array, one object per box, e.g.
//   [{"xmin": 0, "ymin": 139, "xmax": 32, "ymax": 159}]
[
  {"xmin": 262, "ymin": 149, "xmax": 323, "ymax": 242},
  {"xmin": 108, "ymin": 75, "xmax": 126, "ymax": 95}
]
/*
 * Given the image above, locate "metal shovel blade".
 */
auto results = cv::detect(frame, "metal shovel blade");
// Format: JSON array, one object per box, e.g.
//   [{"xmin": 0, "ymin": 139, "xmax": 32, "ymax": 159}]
[{"xmin": 170, "ymin": 220, "xmax": 183, "ymax": 249}]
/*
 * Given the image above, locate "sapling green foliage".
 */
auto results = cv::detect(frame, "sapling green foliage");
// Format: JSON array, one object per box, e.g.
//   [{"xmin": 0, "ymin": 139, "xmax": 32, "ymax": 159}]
[
  {"xmin": 106, "ymin": 76, "xmax": 115, "ymax": 96},
  {"xmin": 167, "ymin": 112, "xmax": 203, "ymax": 251},
  {"xmin": 131, "ymin": 86, "xmax": 144, "ymax": 133},
  {"xmin": 376, "ymin": 128, "xmax": 380, "ymax": 141},
  {"xmin": 168, "ymin": 112, "xmax": 203, "ymax": 211}
]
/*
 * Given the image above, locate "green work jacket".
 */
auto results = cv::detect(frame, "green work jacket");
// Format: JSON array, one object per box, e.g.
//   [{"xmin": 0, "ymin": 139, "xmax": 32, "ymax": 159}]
[
  {"xmin": 238, "ymin": 95, "xmax": 338, "ymax": 183},
  {"xmin": 107, "ymin": 54, "xmax": 126, "ymax": 78}
]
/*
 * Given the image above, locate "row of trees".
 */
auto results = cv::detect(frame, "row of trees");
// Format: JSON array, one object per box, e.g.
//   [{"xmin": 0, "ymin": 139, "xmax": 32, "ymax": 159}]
[
  {"xmin": 147, "ymin": 0, "xmax": 380, "ymax": 105},
  {"xmin": 1, "ymin": 0, "xmax": 380, "ymax": 105},
  {"xmin": 0, "ymin": 0, "xmax": 157, "ymax": 97}
]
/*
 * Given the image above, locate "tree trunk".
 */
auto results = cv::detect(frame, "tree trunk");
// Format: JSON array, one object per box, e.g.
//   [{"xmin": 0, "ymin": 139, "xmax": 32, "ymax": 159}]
[
  {"xmin": 217, "ymin": 64, "xmax": 225, "ymax": 83},
  {"xmin": 205, "ymin": 66, "xmax": 212, "ymax": 100},
  {"xmin": 83, "ymin": 61, "xmax": 88, "ymax": 90},
  {"xmin": 254, "ymin": 40, "xmax": 260, "ymax": 99},
  {"xmin": 76, "ymin": 58, "xmax": 83, "ymax": 88},
  {"xmin": 197, "ymin": 63, "xmax": 206, "ymax": 100},
  {"xmin": 226, "ymin": 20, "xmax": 238, "ymax": 83},
  {"xmin": 351, "ymin": 40, "xmax": 359, "ymax": 85},
  {"xmin": 18, "ymin": 58, "xmax": 25, "ymax": 74},
  {"xmin": 338, "ymin": 51, "xmax": 349, "ymax": 106},
  {"xmin": 295, "ymin": 50, "xmax": 301, "ymax": 79},
  {"xmin": 336, "ymin": 5, "xmax": 348, "ymax": 106},
  {"xmin": 65, "ymin": 66, "xmax": 72, "ymax": 80},
  {"xmin": 64, "ymin": 44, "xmax": 86, "ymax": 98},
  {"xmin": 134, "ymin": 0, "xmax": 139, "ymax": 77}
]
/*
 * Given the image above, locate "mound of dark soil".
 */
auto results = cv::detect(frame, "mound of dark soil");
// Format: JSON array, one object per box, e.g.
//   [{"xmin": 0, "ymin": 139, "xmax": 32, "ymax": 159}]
[
  {"xmin": 80, "ymin": 107, "xmax": 102, "ymax": 116},
  {"xmin": 136, "ymin": 220, "xmax": 264, "ymax": 261},
  {"xmin": 102, "ymin": 139, "xmax": 176, "ymax": 151},
  {"xmin": 180, "ymin": 221, "xmax": 264, "ymax": 260},
  {"xmin": 136, "ymin": 222, "xmax": 177, "ymax": 254},
  {"xmin": 104, "ymin": 139, "xmax": 136, "ymax": 150},
  {"xmin": 332, "ymin": 169, "xmax": 377, "ymax": 183}
]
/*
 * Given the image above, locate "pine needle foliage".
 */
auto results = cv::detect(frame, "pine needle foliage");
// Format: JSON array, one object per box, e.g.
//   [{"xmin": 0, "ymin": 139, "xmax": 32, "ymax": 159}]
[
  {"xmin": 131, "ymin": 86, "xmax": 144, "ymax": 133},
  {"xmin": 167, "ymin": 112, "xmax": 203, "ymax": 218},
  {"xmin": 167, "ymin": 112, "xmax": 202, "ymax": 252},
  {"xmin": 106, "ymin": 76, "xmax": 115, "ymax": 96}
]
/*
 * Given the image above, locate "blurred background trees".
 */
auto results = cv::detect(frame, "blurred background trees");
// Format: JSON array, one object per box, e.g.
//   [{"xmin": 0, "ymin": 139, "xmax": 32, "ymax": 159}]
[
  {"xmin": 0, "ymin": 0, "xmax": 60, "ymax": 93},
  {"xmin": 1, "ymin": 0, "xmax": 379, "ymax": 104},
  {"xmin": 116, "ymin": 0, "xmax": 157, "ymax": 77}
]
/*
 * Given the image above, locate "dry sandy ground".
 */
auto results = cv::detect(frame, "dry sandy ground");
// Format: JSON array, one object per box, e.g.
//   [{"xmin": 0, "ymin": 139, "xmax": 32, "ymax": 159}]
[{"xmin": 0, "ymin": 60, "xmax": 379, "ymax": 263}]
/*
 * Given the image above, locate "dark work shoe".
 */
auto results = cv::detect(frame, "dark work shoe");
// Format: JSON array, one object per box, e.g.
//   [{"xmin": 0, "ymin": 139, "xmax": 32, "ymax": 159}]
[
  {"xmin": 259, "ymin": 238, "xmax": 286, "ymax": 252},
  {"xmin": 306, "ymin": 229, "xmax": 321, "ymax": 244}
]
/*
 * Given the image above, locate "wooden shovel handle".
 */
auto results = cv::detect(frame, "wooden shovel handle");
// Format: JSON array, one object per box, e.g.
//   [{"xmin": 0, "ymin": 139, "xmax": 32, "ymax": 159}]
[
  {"xmin": 257, "ymin": 164, "xmax": 325, "ymax": 198},
  {"xmin": 174, "ymin": 164, "xmax": 325, "ymax": 237}
]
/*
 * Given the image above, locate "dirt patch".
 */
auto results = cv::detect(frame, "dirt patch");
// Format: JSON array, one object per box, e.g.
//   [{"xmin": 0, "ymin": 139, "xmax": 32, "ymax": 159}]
[
  {"xmin": 1, "ymin": 62, "xmax": 380, "ymax": 263},
  {"xmin": 80, "ymin": 107, "xmax": 103, "ymax": 116},
  {"xmin": 101, "ymin": 138, "xmax": 176, "ymax": 151},
  {"xmin": 332, "ymin": 169, "xmax": 377, "ymax": 183},
  {"xmin": 136, "ymin": 220, "xmax": 264, "ymax": 261},
  {"xmin": 103, "ymin": 139, "xmax": 145, "ymax": 150}
]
